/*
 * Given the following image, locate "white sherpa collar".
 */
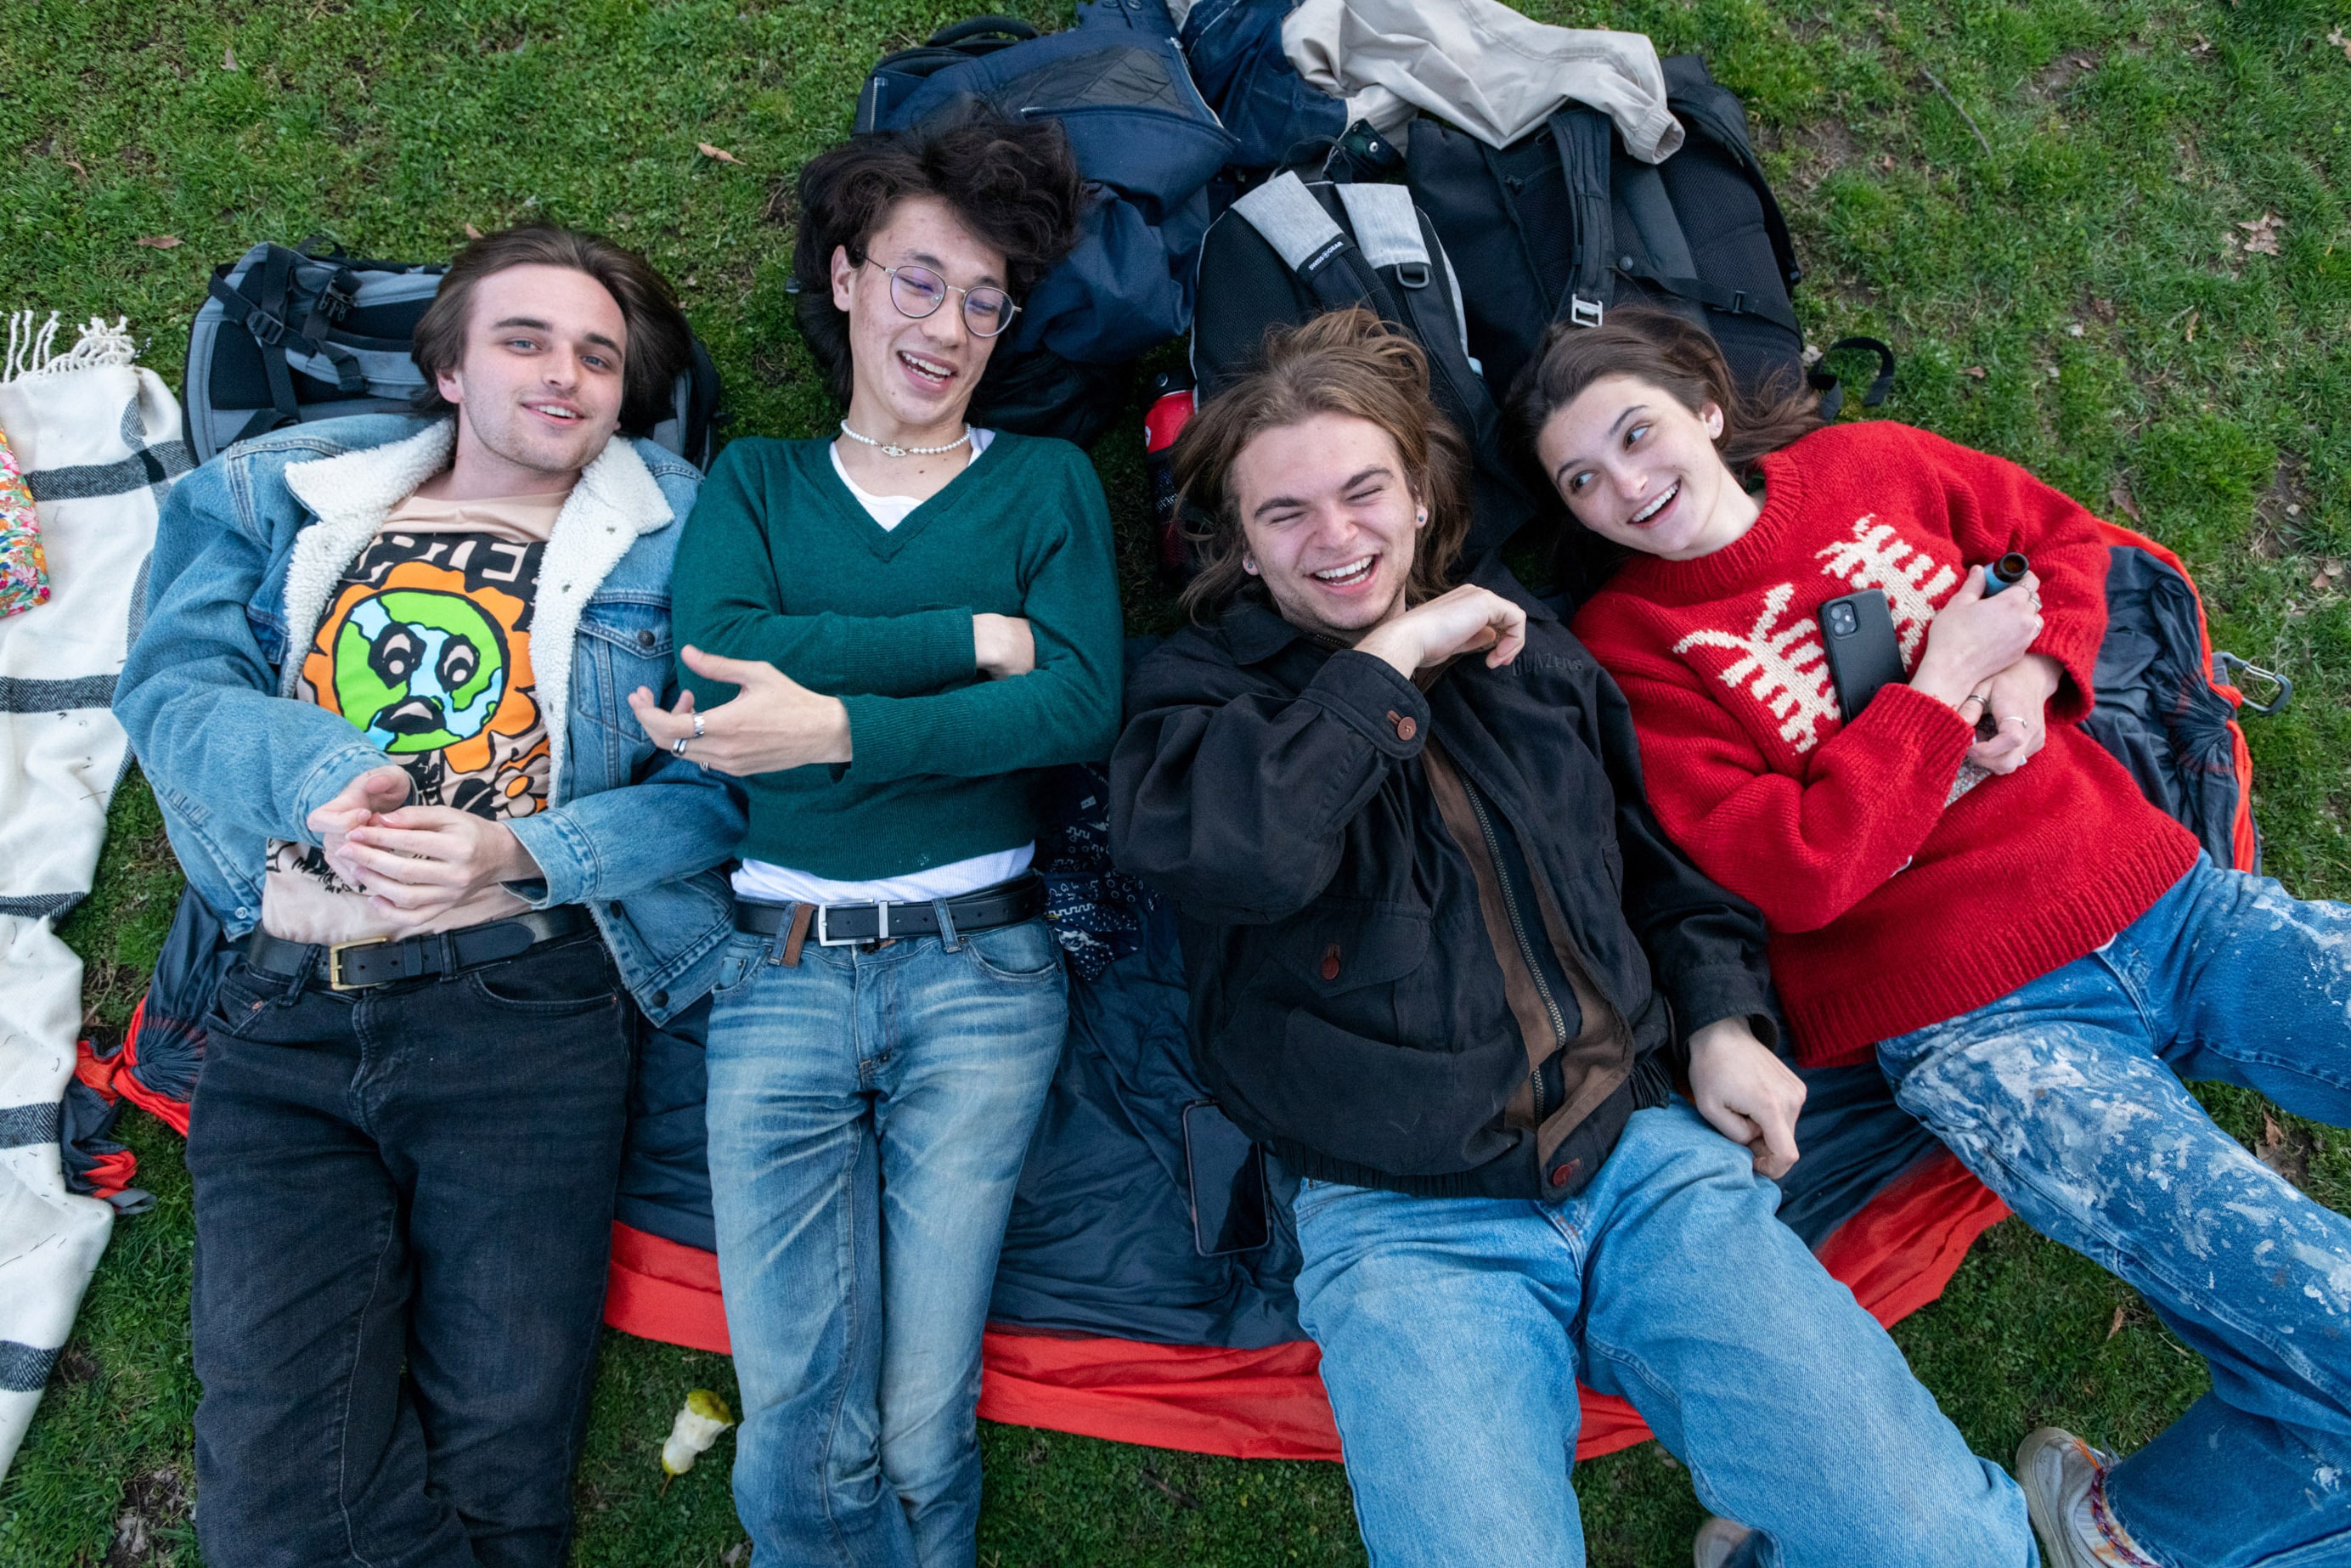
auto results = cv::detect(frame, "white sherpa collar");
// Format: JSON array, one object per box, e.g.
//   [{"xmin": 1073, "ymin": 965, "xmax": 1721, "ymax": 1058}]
[{"xmin": 278, "ymin": 421, "xmax": 674, "ymax": 804}]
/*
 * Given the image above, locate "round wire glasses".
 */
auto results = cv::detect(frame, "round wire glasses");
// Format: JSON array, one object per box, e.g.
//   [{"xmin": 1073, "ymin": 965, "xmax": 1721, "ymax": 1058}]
[{"xmin": 859, "ymin": 255, "xmax": 1020, "ymax": 339}]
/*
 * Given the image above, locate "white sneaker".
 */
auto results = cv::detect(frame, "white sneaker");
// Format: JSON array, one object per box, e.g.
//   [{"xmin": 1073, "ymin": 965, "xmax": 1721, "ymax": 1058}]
[
  {"xmin": 2015, "ymin": 1427, "xmax": 2159, "ymax": 1567},
  {"xmin": 1692, "ymin": 1516, "xmax": 1754, "ymax": 1568}
]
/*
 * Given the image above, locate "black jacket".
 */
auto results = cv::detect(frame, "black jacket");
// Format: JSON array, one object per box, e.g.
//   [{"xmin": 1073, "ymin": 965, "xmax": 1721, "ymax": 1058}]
[{"xmin": 1110, "ymin": 561, "xmax": 1777, "ymax": 1202}]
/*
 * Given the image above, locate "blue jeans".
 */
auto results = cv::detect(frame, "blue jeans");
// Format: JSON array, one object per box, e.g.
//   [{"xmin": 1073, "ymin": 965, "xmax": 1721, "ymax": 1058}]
[
  {"xmin": 705, "ymin": 917, "xmax": 1068, "ymax": 1568},
  {"xmin": 1880, "ymin": 855, "xmax": 2351, "ymax": 1567},
  {"xmin": 187, "ymin": 934, "xmax": 632, "ymax": 1568},
  {"xmin": 1292, "ymin": 1100, "xmax": 2035, "ymax": 1568}
]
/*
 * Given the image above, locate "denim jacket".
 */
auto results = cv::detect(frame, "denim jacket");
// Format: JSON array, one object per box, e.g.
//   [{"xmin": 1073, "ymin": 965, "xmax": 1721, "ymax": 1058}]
[{"xmin": 116, "ymin": 415, "xmax": 744, "ymax": 1024}]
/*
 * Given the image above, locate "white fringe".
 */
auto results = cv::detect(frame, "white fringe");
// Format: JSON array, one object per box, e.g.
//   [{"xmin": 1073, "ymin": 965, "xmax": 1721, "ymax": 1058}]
[{"xmin": 3, "ymin": 312, "xmax": 138, "ymax": 385}]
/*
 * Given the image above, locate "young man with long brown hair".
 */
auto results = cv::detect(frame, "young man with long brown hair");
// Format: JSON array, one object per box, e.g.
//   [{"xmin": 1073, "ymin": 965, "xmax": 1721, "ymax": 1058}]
[{"xmin": 1108, "ymin": 308, "xmax": 2035, "ymax": 1568}]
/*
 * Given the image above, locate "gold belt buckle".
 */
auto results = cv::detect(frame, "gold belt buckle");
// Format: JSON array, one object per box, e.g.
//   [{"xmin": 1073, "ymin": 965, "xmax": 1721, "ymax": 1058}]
[{"xmin": 326, "ymin": 937, "xmax": 390, "ymax": 992}]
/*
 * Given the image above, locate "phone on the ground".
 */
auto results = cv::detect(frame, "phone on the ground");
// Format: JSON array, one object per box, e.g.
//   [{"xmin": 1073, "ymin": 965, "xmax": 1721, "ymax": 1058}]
[
  {"xmin": 1818, "ymin": 589, "xmax": 1906, "ymax": 722},
  {"xmin": 1182, "ymin": 1099, "xmax": 1271, "ymax": 1257}
]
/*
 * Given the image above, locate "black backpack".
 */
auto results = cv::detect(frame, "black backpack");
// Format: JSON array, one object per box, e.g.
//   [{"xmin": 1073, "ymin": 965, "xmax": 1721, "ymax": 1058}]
[
  {"xmin": 1189, "ymin": 170, "xmax": 1549, "ymax": 564},
  {"xmin": 852, "ymin": 14, "xmax": 1237, "ymax": 447},
  {"xmin": 184, "ymin": 240, "xmax": 725, "ymax": 468},
  {"xmin": 1403, "ymin": 55, "xmax": 1892, "ymax": 414}
]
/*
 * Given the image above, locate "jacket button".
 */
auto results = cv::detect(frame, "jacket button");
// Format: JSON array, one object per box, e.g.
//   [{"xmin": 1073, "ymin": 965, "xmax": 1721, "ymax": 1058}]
[
  {"xmin": 1321, "ymin": 944, "xmax": 1341, "ymax": 982},
  {"xmin": 650, "ymin": 990, "xmax": 668, "ymax": 1009},
  {"xmin": 637, "ymin": 629, "xmax": 656, "ymax": 648},
  {"xmin": 1549, "ymin": 1159, "xmax": 1581, "ymax": 1189},
  {"xmin": 1385, "ymin": 708, "xmax": 1417, "ymax": 742}
]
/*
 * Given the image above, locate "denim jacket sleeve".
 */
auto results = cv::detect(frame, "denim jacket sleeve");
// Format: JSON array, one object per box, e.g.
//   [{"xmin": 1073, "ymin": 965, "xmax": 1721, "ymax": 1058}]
[
  {"xmin": 116, "ymin": 454, "xmax": 402, "ymax": 849},
  {"xmin": 502, "ymin": 458, "xmax": 747, "ymax": 907},
  {"xmin": 503, "ymin": 721, "xmax": 746, "ymax": 907}
]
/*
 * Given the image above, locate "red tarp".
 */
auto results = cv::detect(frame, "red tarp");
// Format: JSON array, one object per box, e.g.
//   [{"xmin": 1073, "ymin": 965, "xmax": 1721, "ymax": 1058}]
[{"xmin": 605, "ymin": 1147, "xmax": 2010, "ymax": 1463}]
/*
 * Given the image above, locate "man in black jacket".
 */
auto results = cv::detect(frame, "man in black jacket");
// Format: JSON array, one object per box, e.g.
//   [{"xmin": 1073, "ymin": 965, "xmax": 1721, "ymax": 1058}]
[{"xmin": 1108, "ymin": 311, "xmax": 2032, "ymax": 1568}]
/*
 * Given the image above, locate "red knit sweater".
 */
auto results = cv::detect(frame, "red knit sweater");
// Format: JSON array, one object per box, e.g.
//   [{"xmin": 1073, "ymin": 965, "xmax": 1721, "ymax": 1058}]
[{"xmin": 1572, "ymin": 420, "xmax": 2200, "ymax": 1067}]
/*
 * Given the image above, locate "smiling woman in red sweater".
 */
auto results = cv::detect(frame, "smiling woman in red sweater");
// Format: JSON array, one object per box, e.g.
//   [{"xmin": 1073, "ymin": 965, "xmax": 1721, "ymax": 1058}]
[{"xmin": 1524, "ymin": 307, "xmax": 2351, "ymax": 1568}]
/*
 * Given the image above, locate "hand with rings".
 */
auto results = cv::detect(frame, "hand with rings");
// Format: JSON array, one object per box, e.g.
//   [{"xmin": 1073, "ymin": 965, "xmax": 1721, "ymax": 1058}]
[
  {"xmin": 1968, "ymin": 653, "xmax": 2066, "ymax": 776},
  {"xmin": 630, "ymin": 647, "xmax": 854, "ymax": 777}
]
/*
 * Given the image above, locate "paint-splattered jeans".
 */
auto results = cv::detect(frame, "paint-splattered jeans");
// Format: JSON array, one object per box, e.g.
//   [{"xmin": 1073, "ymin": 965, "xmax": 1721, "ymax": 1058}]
[{"xmin": 1880, "ymin": 855, "xmax": 2351, "ymax": 1567}]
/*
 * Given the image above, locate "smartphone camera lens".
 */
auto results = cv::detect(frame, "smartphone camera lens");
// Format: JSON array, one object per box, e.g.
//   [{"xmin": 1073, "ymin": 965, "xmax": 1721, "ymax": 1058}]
[{"xmin": 1829, "ymin": 602, "xmax": 1858, "ymax": 636}]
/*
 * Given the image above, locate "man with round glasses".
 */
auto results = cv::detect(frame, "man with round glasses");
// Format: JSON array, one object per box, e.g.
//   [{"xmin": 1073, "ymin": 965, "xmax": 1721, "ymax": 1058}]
[{"xmin": 637, "ymin": 107, "xmax": 1119, "ymax": 1568}]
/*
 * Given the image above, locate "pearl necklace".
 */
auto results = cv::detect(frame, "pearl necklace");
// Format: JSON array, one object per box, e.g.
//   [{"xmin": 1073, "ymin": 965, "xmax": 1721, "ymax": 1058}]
[{"xmin": 838, "ymin": 420, "xmax": 972, "ymax": 459}]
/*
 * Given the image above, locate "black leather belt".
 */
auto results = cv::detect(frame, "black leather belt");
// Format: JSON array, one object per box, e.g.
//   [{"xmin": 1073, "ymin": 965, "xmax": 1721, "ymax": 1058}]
[
  {"xmin": 735, "ymin": 875, "xmax": 1046, "ymax": 948},
  {"xmin": 243, "ymin": 905, "xmax": 595, "ymax": 993}
]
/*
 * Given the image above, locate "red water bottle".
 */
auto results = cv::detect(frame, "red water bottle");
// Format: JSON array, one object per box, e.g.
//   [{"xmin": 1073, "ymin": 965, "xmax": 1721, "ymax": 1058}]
[{"xmin": 1144, "ymin": 369, "xmax": 1196, "ymax": 583}]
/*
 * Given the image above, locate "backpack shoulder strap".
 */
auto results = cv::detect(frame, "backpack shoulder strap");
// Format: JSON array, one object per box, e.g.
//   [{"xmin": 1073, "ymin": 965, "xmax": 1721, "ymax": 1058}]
[
  {"xmin": 204, "ymin": 245, "xmax": 310, "ymax": 445},
  {"xmin": 1548, "ymin": 108, "xmax": 1615, "ymax": 326}
]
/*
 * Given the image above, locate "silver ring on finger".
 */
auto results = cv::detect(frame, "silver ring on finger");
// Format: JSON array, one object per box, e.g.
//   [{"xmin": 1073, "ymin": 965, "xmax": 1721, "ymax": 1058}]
[
  {"xmin": 672, "ymin": 736, "xmax": 691, "ymax": 757},
  {"xmin": 692, "ymin": 713, "xmax": 708, "ymax": 739},
  {"xmin": 2000, "ymin": 714, "xmax": 2028, "ymax": 729}
]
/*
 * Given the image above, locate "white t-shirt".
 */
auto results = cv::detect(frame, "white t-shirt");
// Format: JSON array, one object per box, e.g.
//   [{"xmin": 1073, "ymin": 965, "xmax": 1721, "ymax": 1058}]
[{"xmin": 733, "ymin": 429, "xmax": 1030, "ymax": 906}]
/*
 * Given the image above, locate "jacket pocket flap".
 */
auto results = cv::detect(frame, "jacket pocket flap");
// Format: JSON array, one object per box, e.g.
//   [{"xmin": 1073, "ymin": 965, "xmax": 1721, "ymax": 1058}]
[{"xmin": 1277, "ymin": 900, "xmax": 1429, "ymax": 996}]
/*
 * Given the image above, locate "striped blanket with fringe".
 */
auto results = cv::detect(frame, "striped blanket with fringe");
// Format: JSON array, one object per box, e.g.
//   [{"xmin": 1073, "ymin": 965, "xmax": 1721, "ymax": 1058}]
[{"xmin": 0, "ymin": 312, "xmax": 190, "ymax": 1481}]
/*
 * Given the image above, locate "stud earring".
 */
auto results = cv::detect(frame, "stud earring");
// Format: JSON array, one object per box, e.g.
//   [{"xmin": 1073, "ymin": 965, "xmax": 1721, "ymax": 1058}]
[{"xmin": 1242, "ymin": 556, "xmax": 1259, "ymax": 575}]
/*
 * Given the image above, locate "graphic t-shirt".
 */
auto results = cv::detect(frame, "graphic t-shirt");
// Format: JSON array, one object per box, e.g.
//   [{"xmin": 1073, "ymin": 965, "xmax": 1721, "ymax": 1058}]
[{"xmin": 261, "ymin": 489, "xmax": 565, "ymax": 944}]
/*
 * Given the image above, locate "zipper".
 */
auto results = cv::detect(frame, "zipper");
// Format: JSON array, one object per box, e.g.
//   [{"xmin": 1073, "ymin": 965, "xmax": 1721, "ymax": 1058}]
[{"xmin": 1461, "ymin": 773, "xmax": 1565, "ymax": 1123}]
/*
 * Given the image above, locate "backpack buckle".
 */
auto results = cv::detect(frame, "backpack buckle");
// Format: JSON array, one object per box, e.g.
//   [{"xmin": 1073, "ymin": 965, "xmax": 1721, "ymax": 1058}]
[
  {"xmin": 245, "ymin": 306, "xmax": 289, "ymax": 347},
  {"xmin": 1392, "ymin": 261, "xmax": 1430, "ymax": 290},
  {"xmin": 1569, "ymin": 295, "xmax": 1605, "ymax": 329},
  {"xmin": 317, "ymin": 275, "xmax": 358, "ymax": 325}
]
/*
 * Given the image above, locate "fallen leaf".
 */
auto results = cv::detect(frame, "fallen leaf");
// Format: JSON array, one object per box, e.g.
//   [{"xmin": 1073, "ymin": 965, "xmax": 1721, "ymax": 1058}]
[
  {"xmin": 2185, "ymin": 308, "xmax": 2200, "ymax": 341},
  {"xmin": 134, "ymin": 234, "xmax": 183, "ymax": 249},
  {"xmin": 2240, "ymin": 212, "xmax": 2284, "ymax": 256},
  {"xmin": 2330, "ymin": 26, "xmax": 2350, "ymax": 61},
  {"xmin": 2190, "ymin": 33, "xmax": 2213, "ymax": 55},
  {"xmin": 2258, "ymin": 1112, "xmax": 2310, "ymax": 1187},
  {"xmin": 1878, "ymin": 153, "xmax": 1897, "ymax": 172},
  {"xmin": 697, "ymin": 141, "xmax": 743, "ymax": 165},
  {"xmin": 465, "ymin": 223, "xmax": 484, "ymax": 240},
  {"xmin": 2313, "ymin": 570, "xmax": 2331, "ymax": 590},
  {"xmin": 2109, "ymin": 478, "xmax": 2142, "ymax": 522},
  {"xmin": 223, "ymin": 42, "xmax": 239, "ymax": 71},
  {"xmin": 62, "ymin": 153, "xmax": 87, "ymax": 178},
  {"xmin": 2068, "ymin": 323, "xmax": 2085, "ymax": 336},
  {"xmin": 2107, "ymin": 1303, "xmax": 2127, "ymax": 1340},
  {"xmin": 1963, "ymin": 364, "xmax": 1988, "ymax": 380},
  {"xmin": 2327, "ymin": 558, "xmax": 2346, "ymax": 576}
]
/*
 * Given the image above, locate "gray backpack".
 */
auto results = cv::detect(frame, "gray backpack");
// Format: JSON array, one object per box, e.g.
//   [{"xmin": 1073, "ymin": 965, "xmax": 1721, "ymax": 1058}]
[{"xmin": 183, "ymin": 240, "xmax": 723, "ymax": 467}]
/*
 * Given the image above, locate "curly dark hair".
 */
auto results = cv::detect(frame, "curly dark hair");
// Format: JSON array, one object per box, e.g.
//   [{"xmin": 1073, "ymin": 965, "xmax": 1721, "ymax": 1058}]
[
  {"xmin": 411, "ymin": 223, "xmax": 692, "ymax": 435},
  {"xmin": 792, "ymin": 107, "xmax": 1085, "ymax": 405},
  {"xmin": 1173, "ymin": 308, "xmax": 1474, "ymax": 625}
]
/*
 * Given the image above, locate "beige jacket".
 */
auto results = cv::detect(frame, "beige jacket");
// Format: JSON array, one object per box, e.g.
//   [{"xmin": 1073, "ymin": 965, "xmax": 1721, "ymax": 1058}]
[{"xmin": 1282, "ymin": 0, "xmax": 1683, "ymax": 159}]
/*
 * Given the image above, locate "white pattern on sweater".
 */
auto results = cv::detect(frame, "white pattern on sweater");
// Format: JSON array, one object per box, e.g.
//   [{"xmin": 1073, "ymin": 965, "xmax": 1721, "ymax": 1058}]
[
  {"xmin": 1813, "ymin": 515, "xmax": 1958, "ymax": 667},
  {"xmin": 1672, "ymin": 583, "xmax": 1840, "ymax": 753}
]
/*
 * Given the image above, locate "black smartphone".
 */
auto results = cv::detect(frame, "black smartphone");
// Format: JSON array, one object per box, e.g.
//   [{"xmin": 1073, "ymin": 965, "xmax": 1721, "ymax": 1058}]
[
  {"xmin": 1181, "ymin": 1099, "xmax": 1271, "ymax": 1257},
  {"xmin": 1818, "ymin": 589, "xmax": 1906, "ymax": 722}
]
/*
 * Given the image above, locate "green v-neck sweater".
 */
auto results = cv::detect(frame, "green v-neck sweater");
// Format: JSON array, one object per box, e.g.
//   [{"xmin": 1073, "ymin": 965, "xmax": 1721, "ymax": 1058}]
[{"xmin": 668, "ymin": 431, "xmax": 1123, "ymax": 881}]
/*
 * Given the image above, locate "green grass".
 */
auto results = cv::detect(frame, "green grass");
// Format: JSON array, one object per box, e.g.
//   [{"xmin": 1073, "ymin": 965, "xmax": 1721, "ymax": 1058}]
[{"xmin": 3, "ymin": 0, "xmax": 2348, "ymax": 1560}]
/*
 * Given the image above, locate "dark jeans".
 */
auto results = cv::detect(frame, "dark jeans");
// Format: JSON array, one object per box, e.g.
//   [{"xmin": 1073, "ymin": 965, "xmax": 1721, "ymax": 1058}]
[{"xmin": 186, "ymin": 931, "xmax": 632, "ymax": 1568}]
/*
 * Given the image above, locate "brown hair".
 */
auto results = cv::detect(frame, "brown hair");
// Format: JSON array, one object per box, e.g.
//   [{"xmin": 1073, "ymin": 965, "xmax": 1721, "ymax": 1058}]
[
  {"xmin": 1508, "ymin": 307, "xmax": 1824, "ymax": 594},
  {"xmin": 1173, "ymin": 308, "xmax": 1473, "ymax": 625},
  {"xmin": 411, "ymin": 224, "xmax": 694, "ymax": 434},
  {"xmin": 1508, "ymin": 305, "xmax": 1824, "ymax": 471},
  {"xmin": 792, "ymin": 106, "xmax": 1085, "ymax": 406}
]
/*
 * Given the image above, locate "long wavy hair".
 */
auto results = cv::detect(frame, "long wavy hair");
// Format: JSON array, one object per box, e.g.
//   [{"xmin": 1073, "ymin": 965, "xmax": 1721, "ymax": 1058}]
[
  {"xmin": 1173, "ymin": 308, "xmax": 1474, "ymax": 625},
  {"xmin": 1509, "ymin": 306, "xmax": 1825, "ymax": 590}
]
